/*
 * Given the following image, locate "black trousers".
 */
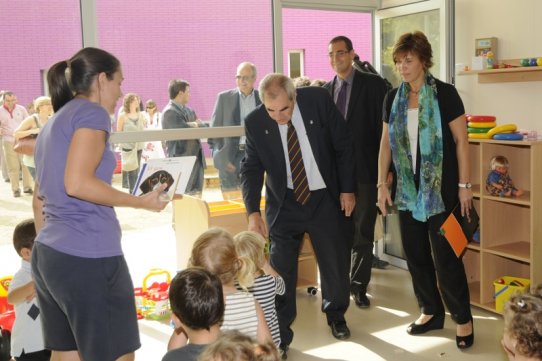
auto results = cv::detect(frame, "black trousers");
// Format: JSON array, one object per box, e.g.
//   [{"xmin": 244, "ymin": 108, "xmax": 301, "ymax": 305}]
[
  {"xmin": 269, "ymin": 189, "xmax": 352, "ymax": 346},
  {"xmin": 15, "ymin": 349, "xmax": 51, "ymax": 361},
  {"xmin": 399, "ymin": 210, "xmax": 472, "ymax": 324},
  {"xmin": 350, "ymin": 182, "xmax": 378, "ymax": 293}
]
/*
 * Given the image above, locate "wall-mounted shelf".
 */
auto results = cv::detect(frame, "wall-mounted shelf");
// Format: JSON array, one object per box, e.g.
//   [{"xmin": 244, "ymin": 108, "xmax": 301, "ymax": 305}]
[{"xmin": 458, "ymin": 58, "xmax": 542, "ymax": 83}]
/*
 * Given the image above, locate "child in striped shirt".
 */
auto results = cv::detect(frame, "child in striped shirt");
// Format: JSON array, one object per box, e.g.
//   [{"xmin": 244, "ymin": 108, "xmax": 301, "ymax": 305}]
[{"xmin": 234, "ymin": 231, "xmax": 286, "ymax": 348}]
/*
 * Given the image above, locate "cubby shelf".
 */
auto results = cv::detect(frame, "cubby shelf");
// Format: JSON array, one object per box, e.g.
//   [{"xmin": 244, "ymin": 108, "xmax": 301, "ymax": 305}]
[{"xmin": 466, "ymin": 139, "xmax": 542, "ymax": 314}]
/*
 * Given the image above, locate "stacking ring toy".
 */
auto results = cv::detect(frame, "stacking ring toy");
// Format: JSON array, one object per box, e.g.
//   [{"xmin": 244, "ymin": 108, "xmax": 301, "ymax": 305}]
[
  {"xmin": 487, "ymin": 124, "xmax": 518, "ymax": 138},
  {"xmin": 493, "ymin": 133, "xmax": 523, "ymax": 141},
  {"xmin": 467, "ymin": 127, "xmax": 494, "ymax": 133},
  {"xmin": 468, "ymin": 133, "xmax": 490, "ymax": 139},
  {"xmin": 467, "ymin": 115, "xmax": 496, "ymax": 122},
  {"xmin": 468, "ymin": 121, "xmax": 496, "ymax": 128}
]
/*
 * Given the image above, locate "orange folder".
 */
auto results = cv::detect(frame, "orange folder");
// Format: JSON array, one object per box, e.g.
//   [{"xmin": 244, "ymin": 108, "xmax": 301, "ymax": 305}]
[{"xmin": 440, "ymin": 204, "xmax": 479, "ymax": 257}]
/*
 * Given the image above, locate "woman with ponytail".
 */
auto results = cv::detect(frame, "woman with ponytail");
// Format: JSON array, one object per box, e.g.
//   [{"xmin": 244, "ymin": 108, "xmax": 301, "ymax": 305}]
[{"xmin": 31, "ymin": 47, "xmax": 169, "ymax": 361}]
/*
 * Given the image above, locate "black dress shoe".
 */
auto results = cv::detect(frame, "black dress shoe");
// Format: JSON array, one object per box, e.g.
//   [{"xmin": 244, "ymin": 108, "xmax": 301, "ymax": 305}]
[
  {"xmin": 330, "ymin": 321, "xmax": 350, "ymax": 340},
  {"xmin": 352, "ymin": 290, "xmax": 370, "ymax": 308},
  {"xmin": 279, "ymin": 344, "xmax": 289, "ymax": 360},
  {"xmin": 407, "ymin": 313, "xmax": 445, "ymax": 335},
  {"xmin": 456, "ymin": 318, "xmax": 474, "ymax": 349}
]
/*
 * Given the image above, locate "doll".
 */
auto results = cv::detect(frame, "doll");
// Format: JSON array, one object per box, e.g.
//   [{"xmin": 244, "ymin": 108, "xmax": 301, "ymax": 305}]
[{"xmin": 485, "ymin": 155, "xmax": 524, "ymax": 197}]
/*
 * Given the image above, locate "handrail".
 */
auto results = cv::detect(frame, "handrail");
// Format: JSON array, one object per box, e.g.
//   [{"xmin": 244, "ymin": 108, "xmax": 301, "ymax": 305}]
[{"xmin": 109, "ymin": 125, "xmax": 244, "ymax": 143}]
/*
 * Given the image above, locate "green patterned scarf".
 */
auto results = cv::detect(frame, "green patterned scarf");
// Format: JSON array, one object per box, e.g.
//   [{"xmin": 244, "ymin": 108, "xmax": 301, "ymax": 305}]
[{"xmin": 388, "ymin": 73, "xmax": 445, "ymax": 221}]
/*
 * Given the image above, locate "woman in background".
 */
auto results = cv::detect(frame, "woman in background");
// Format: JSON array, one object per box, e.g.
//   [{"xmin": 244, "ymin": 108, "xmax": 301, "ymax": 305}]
[
  {"xmin": 117, "ymin": 92, "xmax": 145, "ymax": 193},
  {"xmin": 14, "ymin": 96, "xmax": 53, "ymax": 180}
]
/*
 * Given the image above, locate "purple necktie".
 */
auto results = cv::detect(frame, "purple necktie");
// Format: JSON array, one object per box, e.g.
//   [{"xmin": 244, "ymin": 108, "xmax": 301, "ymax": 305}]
[{"xmin": 336, "ymin": 81, "xmax": 348, "ymax": 118}]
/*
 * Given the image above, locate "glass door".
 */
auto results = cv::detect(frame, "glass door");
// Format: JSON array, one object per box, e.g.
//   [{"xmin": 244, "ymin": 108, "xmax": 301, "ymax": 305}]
[{"xmin": 375, "ymin": 0, "xmax": 452, "ymax": 268}]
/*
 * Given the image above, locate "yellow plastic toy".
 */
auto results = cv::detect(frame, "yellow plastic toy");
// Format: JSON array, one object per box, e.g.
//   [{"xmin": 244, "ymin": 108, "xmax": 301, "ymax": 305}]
[
  {"xmin": 487, "ymin": 124, "xmax": 517, "ymax": 138},
  {"xmin": 467, "ymin": 121, "xmax": 496, "ymax": 128},
  {"xmin": 468, "ymin": 133, "xmax": 490, "ymax": 139},
  {"xmin": 134, "ymin": 269, "xmax": 172, "ymax": 321}
]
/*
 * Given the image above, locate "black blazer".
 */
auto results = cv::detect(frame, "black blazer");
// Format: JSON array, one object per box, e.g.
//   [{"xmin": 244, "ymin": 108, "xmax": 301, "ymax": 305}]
[
  {"xmin": 240, "ymin": 86, "xmax": 356, "ymax": 228},
  {"xmin": 324, "ymin": 70, "xmax": 388, "ymax": 184}
]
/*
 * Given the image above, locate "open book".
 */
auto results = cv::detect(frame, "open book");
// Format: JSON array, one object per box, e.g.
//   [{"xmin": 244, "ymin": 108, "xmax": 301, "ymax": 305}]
[
  {"xmin": 132, "ymin": 156, "xmax": 197, "ymax": 200},
  {"xmin": 440, "ymin": 204, "xmax": 479, "ymax": 257}
]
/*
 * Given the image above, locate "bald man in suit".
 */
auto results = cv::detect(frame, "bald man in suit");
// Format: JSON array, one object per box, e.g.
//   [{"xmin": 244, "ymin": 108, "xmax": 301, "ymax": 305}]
[{"xmin": 241, "ymin": 74, "xmax": 355, "ymax": 357}]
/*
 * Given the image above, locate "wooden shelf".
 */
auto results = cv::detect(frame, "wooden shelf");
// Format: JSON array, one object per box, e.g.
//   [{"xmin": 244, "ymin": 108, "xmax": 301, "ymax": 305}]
[
  {"xmin": 466, "ymin": 140, "xmax": 542, "ymax": 314},
  {"xmin": 458, "ymin": 55, "xmax": 542, "ymax": 84}
]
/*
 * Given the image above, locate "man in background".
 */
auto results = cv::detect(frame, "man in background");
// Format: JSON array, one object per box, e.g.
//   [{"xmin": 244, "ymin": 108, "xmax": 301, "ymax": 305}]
[
  {"xmin": 325, "ymin": 36, "xmax": 389, "ymax": 308},
  {"xmin": 0, "ymin": 91, "xmax": 32, "ymax": 197},
  {"xmin": 209, "ymin": 62, "xmax": 261, "ymax": 198},
  {"xmin": 162, "ymin": 80, "xmax": 206, "ymax": 195}
]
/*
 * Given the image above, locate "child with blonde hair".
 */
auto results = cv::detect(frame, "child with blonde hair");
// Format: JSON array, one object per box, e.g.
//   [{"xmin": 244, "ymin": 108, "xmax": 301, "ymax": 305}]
[
  {"xmin": 234, "ymin": 231, "xmax": 285, "ymax": 347},
  {"xmin": 169, "ymin": 228, "xmax": 272, "ymax": 350}
]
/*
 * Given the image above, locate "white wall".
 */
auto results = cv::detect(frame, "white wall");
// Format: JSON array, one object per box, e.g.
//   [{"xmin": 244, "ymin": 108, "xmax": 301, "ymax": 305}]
[{"xmin": 455, "ymin": 0, "xmax": 542, "ymax": 132}]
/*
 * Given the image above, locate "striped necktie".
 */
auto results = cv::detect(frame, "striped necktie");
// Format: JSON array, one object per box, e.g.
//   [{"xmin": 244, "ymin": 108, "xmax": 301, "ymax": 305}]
[{"xmin": 287, "ymin": 121, "xmax": 310, "ymax": 205}]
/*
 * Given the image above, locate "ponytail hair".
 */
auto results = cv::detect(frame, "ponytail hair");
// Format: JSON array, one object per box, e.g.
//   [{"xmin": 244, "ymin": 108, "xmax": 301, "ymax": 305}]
[{"xmin": 47, "ymin": 47, "xmax": 120, "ymax": 112}]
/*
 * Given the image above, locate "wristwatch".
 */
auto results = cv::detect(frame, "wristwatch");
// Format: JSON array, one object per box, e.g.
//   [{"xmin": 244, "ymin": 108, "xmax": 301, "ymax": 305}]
[{"xmin": 458, "ymin": 182, "xmax": 472, "ymax": 189}]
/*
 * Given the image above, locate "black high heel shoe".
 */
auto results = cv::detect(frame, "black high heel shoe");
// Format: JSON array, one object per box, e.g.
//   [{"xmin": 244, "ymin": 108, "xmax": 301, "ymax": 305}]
[
  {"xmin": 407, "ymin": 313, "xmax": 445, "ymax": 335},
  {"xmin": 456, "ymin": 318, "xmax": 474, "ymax": 349}
]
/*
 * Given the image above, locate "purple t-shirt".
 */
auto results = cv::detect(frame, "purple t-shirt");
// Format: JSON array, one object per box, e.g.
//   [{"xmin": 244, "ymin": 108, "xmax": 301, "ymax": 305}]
[{"xmin": 34, "ymin": 98, "xmax": 122, "ymax": 258}]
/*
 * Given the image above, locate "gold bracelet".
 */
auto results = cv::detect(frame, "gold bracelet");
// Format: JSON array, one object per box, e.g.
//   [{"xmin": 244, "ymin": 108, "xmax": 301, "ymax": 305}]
[{"xmin": 376, "ymin": 182, "xmax": 387, "ymax": 188}]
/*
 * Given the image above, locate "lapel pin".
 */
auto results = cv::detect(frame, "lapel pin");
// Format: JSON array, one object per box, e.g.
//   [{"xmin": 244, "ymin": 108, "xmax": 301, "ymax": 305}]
[
  {"xmin": 265, "ymin": 130, "xmax": 269, "ymax": 134},
  {"xmin": 310, "ymin": 120, "xmax": 314, "ymax": 125}
]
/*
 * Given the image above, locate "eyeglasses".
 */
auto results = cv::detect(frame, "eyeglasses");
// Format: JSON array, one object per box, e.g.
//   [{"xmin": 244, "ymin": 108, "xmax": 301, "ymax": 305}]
[
  {"xmin": 236, "ymin": 75, "xmax": 254, "ymax": 82},
  {"xmin": 328, "ymin": 50, "xmax": 350, "ymax": 58}
]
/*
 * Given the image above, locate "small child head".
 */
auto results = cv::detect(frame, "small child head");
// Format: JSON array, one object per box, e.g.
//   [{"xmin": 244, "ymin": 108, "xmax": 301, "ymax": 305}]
[
  {"xmin": 13, "ymin": 219, "xmax": 36, "ymax": 260},
  {"xmin": 233, "ymin": 231, "xmax": 267, "ymax": 290},
  {"xmin": 502, "ymin": 284, "xmax": 542, "ymax": 360},
  {"xmin": 169, "ymin": 267, "xmax": 224, "ymax": 331},
  {"xmin": 197, "ymin": 330, "xmax": 279, "ymax": 361},
  {"xmin": 490, "ymin": 155, "xmax": 509, "ymax": 173},
  {"xmin": 190, "ymin": 228, "xmax": 240, "ymax": 286}
]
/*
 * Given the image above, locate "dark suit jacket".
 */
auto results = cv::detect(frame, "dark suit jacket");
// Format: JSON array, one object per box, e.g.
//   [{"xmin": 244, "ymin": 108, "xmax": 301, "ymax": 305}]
[
  {"xmin": 324, "ymin": 70, "xmax": 388, "ymax": 184},
  {"xmin": 240, "ymin": 86, "xmax": 356, "ymax": 228},
  {"xmin": 162, "ymin": 101, "xmax": 205, "ymax": 166},
  {"xmin": 210, "ymin": 88, "xmax": 262, "ymax": 150}
]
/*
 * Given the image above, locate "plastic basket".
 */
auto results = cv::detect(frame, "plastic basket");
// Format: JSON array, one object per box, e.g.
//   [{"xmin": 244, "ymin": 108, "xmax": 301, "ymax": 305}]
[
  {"xmin": 493, "ymin": 276, "xmax": 530, "ymax": 313},
  {"xmin": 135, "ymin": 269, "xmax": 171, "ymax": 321}
]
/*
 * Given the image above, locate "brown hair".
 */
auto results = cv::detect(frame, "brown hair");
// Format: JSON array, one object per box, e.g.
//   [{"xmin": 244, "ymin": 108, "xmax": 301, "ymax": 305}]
[
  {"xmin": 392, "ymin": 31, "xmax": 434, "ymax": 71},
  {"xmin": 122, "ymin": 93, "xmax": 140, "ymax": 113},
  {"xmin": 197, "ymin": 330, "xmax": 279, "ymax": 361}
]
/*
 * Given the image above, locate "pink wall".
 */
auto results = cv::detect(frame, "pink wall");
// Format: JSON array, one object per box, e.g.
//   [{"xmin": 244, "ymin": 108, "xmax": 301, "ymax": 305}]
[
  {"xmin": 0, "ymin": 0, "xmax": 82, "ymax": 107},
  {"xmin": 96, "ymin": 0, "xmax": 273, "ymax": 120},
  {"xmin": 2, "ymin": 3, "xmax": 373, "ymax": 119},
  {"xmin": 282, "ymin": 8, "xmax": 373, "ymax": 83}
]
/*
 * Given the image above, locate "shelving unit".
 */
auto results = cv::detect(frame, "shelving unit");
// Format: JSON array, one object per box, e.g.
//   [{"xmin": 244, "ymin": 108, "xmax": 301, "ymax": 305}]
[
  {"xmin": 458, "ymin": 58, "xmax": 542, "ymax": 83},
  {"xmin": 465, "ymin": 139, "xmax": 542, "ymax": 313}
]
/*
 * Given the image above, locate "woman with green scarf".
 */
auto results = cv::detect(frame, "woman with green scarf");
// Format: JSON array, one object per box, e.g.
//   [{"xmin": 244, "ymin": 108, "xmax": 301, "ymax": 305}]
[{"xmin": 376, "ymin": 31, "xmax": 474, "ymax": 349}]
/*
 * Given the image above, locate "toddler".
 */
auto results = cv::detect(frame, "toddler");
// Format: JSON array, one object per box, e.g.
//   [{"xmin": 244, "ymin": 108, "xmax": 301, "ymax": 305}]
[
  {"xmin": 7, "ymin": 219, "xmax": 50, "ymax": 361},
  {"xmin": 486, "ymin": 155, "xmax": 524, "ymax": 197},
  {"xmin": 162, "ymin": 267, "xmax": 224, "ymax": 361},
  {"xmin": 197, "ymin": 330, "xmax": 279, "ymax": 361},
  {"xmin": 169, "ymin": 228, "xmax": 272, "ymax": 349},
  {"xmin": 501, "ymin": 284, "xmax": 542, "ymax": 361},
  {"xmin": 234, "ymin": 231, "xmax": 285, "ymax": 347}
]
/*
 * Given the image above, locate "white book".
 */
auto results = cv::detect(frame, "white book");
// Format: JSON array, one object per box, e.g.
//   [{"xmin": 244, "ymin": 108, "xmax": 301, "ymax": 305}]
[{"xmin": 132, "ymin": 156, "xmax": 197, "ymax": 200}]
